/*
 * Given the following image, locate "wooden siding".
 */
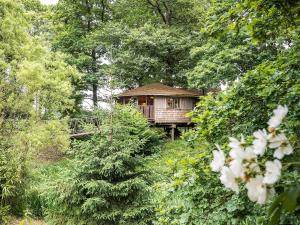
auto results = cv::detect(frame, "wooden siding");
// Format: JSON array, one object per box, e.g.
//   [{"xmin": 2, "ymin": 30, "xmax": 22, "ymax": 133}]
[
  {"xmin": 154, "ymin": 96, "xmax": 167, "ymax": 108},
  {"xmin": 180, "ymin": 97, "xmax": 194, "ymax": 109},
  {"xmin": 155, "ymin": 109, "xmax": 191, "ymax": 123},
  {"xmin": 154, "ymin": 97, "xmax": 194, "ymax": 123}
]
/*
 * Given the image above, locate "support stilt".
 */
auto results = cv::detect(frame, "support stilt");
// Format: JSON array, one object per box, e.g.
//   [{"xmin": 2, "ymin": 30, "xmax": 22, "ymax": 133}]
[{"xmin": 171, "ymin": 124, "xmax": 176, "ymax": 141}]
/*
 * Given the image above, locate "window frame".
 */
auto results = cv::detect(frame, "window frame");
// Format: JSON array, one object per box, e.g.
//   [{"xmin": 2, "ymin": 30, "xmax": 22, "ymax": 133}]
[{"xmin": 166, "ymin": 97, "xmax": 181, "ymax": 109}]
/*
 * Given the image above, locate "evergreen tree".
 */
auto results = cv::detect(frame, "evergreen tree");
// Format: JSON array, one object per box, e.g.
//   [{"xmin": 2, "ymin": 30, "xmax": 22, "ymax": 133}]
[{"xmin": 45, "ymin": 105, "xmax": 161, "ymax": 225}]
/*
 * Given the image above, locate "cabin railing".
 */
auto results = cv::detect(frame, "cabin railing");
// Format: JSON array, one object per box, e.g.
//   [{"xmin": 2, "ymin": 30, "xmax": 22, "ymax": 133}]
[{"xmin": 138, "ymin": 105, "xmax": 154, "ymax": 121}]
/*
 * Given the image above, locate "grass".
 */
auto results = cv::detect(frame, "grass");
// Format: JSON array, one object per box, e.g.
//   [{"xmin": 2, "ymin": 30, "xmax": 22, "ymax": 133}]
[
  {"xmin": 145, "ymin": 139, "xmax": 204, "ymax": 179},
  {"xmin": 24, "ymin": 158, "xmax": 73, "ymax": 220}
]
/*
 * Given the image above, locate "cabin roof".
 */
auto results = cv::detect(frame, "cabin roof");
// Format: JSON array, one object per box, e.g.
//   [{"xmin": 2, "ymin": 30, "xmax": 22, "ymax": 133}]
[{"xmin": 119, "ymin": 83, "xmax": 202, "ymax": 97}]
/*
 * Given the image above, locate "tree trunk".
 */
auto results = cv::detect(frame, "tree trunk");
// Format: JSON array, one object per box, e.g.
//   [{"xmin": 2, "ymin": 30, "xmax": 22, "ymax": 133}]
[
  {"xmin": 165, "ymin": 48, "xmax": 175, "ymax": 86},
  {"xmin": 162, "ymin": 2, "xmax": 174, "ymax": 85},
  {"xmin": 92, "ymin": 83, "xmax": 98, "ymax": 107},
  {"xmin": 91, "ymin": 47, "xmax": 98, "ymax": 107},
  {"xmin": 146, "ymin": 1, "xmax": 175, "ymax": 86}
]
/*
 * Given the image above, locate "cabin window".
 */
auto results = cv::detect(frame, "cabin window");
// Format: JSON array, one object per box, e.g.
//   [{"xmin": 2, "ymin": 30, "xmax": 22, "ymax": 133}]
[{"xmin": 167, "ymin": 97, "xmax": 180, "ymax": 109}]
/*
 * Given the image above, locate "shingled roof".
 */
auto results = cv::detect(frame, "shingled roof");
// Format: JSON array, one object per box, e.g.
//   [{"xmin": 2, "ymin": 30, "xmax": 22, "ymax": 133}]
[{"xmin": 119, "ymin": 83, "xmax": 202, "ymax": 97}]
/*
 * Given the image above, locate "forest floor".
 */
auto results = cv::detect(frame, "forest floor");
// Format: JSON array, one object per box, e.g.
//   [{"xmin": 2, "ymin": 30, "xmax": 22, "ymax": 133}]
[
  {"xmin": 6, "ymin": 150, "xmax": 66, "ymax": 225},
  {"xmin": 7, "ymin": 218, "xmax": 47, "ymax": 225},
  {"xmin": 36, "ymin": 147, "xmax": 66, "ymax": 163}
]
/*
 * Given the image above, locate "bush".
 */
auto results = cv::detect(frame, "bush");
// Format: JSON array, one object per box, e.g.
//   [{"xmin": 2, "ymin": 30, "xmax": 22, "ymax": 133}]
[
  {"xmin": 152, "ymin": 140, "xmax": 267, "ymax": 225},
  {"xmin": 24, "ymin": 160, "xmax": 73, "ymax": 219},
  {"xmin": 188, "ymin": 45, "xmax": 300, "ymax": 147},
  {"xmin": 179, "ymin": 45, "xmax": 300, "ymax": 224}
]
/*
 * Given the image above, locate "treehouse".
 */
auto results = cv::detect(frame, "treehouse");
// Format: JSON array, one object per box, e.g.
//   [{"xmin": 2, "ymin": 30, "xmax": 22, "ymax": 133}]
[{"xmin": 118, "ymin": 83, "xmax": 203, "ymax": 127}]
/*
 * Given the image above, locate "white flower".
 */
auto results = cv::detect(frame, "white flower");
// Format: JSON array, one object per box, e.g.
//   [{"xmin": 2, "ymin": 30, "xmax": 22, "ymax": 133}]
[
  {"xmin": 253, "ymin": 129, "xmax": 268, "ymax": 156},
  {"xmin": 242, "ymin": 146, "xmax": 260, "ymax": 177},
  {"xmin": 248, "ymin": 161, "xmax": 261, "ymax": 174},
  {"xmin": 267, "ymin": 105, "xmax": 288, "ymax": 129},
  {"xmin": 243, "ymin": 146, "xmax": 257, "ymax": 161},
  {"xmin": 210, "ymin": 145, "xmax": 225, "ymax": 172},
  {"xmin": 274, "ymin": 143, "xmax": 293, "ymax": 159},
  {"xmin": 228, "ymin": 146, "xmax": 258, "ymax": 180},
  {"xmin": 229, "ymin": 136, "xmax": 246, "ymax": 159},
  {"xmin": 269, "ymin": 133, "xmax": 293, "ymax": 159},
  {"xmin": 263, "ymin": 160, "xmax": 281, "ymax": 184},
  {"xmin": 246, "ymin": 175, "xmax": 267, "ymax": 204},
  {"xmin": 220, "ymin": 166, "xmax": 239, "ymax": 193},
  {"xmin": 268, "ymin": 133, "xmax": 287, "ymax": 148},
  {"xmin": 229, "ymin": 159, "xmax": 244, "ymax": 178}
]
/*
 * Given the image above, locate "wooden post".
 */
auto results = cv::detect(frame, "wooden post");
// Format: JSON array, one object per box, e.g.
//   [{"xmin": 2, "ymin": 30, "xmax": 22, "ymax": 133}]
[{"xmin": 171, "ymin": 124, "xmax": 176, "ymax": 141}]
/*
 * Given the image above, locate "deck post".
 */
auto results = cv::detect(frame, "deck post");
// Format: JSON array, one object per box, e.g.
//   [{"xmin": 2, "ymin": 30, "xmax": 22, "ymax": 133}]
[{"xmin": 171, "ymin": 124, "xmax": 176, "ymax": 141}]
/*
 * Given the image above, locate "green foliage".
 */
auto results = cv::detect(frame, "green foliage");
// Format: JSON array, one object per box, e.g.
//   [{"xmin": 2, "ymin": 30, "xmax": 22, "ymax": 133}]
[
  {"xmin": 25, "ymin": 159, "xmax": 73, "ymax": 219},
  {"xmin": 187, "ymin": 0, "xmax": 299, "ymax": 90},
  {"xmin": 186, "ymin": 33, "xmax": 300, "ymax": 225},
  {"xmin": 189, "ymin": 45, "xmax": 300, "ymax": 146},
  {"xmin": 269, "ymin": 184, "xmax": 300, "ymax": 225},
  {"xmin": 146, "ymin": 140, "xmax": 194, "ymax": 179},
  {"xmin": 217, "ymin": 0, "xmax": 299, "ymax": 44},
  {"xmin": 52, "ymin": 0, "xmax": 209, "ymax": 96},
  {"xmin": 187, "ymin": 31, "xmax": 275, "ymax": 89},
  {"xmin": 52, "ymin": 0, "xmax": 112, "ymax": 107},
  {"xmin": 108, "ymin": 0, "xmax": 207, "ymax": 88},
  {"xmin": 109, "ymin": 23, "xmax": 199, "ymax": 88},
  {"xmin": 43, "ymin": 105, "xmax": 161, "ymax": 225},
  {"xmin": 0, "ymin": 0, "xmax": 77, "ymax": 221},
  {"xmin": 151, "ymin": 141, "xmax": 266, "ymax": 225}
]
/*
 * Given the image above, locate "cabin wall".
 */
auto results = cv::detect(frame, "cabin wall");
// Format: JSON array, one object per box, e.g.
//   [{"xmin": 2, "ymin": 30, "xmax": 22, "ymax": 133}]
[
  {"xmin": 154, "ymin": 96, "xmax": 167, "ymax": 108},
  {"xmin": 180, "ymin": 97, "xmax": 194, "ymax": 109},
  {"xmin": 154, "ymin": 97, "xmax": 194, "ymax": 123}
]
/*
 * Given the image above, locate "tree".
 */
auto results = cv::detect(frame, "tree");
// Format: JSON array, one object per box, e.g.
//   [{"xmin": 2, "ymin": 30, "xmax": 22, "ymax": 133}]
[
  {"xmin": 186, "ymin": 0, "xmax": 300, "ymax": 90},
  {"xmin": 104, "ymin": 0, "xmax": 207, "ymax": 88},
  {"xmin": 51, "ymin": 0, "xmax": 209, "ymax": 106},
  {"xmin": 52, "ymin": 0, "xmax": 112, "ymax": 108},
  {"xmin": 44, "ymin": 105, "xmax": 161, "ymax": 225}
]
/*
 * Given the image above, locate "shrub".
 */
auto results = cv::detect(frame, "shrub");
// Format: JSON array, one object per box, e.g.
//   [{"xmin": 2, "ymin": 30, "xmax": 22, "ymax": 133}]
[
  {"xmin": 180, "ymin": 44, "xmax": 300, "ymax": 224},
  {"xmin": 153, "ymin": 141, "xmax": 266, "ymax": 225},
  {"xmin": 188, "ymin": 45, "xmax": 300, "ymax": 147}
]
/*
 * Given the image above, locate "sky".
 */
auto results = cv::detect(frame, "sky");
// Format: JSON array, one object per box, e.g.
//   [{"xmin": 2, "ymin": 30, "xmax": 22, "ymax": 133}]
[{"xmin": 40, "ymin": 0, "xmax": 58, "ymax": 5}]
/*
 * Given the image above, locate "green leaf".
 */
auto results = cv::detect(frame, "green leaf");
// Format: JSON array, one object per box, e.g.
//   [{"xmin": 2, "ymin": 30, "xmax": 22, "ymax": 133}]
[
  {"xmin": 282, "ymin": 185, "xmax": 300, "ymax": 212},
  {"xmin": 268, "ymin": 206, "xmax": 282, "ymax": 225}
]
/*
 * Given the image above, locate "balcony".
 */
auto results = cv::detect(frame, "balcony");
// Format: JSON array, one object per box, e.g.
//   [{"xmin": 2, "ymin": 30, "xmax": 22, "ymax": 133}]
[{"xmin": 138, "ymin": 105, "xmax": 154, "ymax": 121}]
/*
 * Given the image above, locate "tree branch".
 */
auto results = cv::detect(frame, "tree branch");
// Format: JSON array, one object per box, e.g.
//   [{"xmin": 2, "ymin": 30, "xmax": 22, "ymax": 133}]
[
  {"xmin": 101, "ymin": 0, "xmax": 105, "ymax": 22},
  {"xmin": 146, "ymin": 0, "xmax": 167, "ymax": 24},
  {"xmin": 162, "ymin": 0, "xmax": 172, "ymax": 25},
  {"xmin": 155, "ymin": 0, "xmax": 168, "ymax": 24}
]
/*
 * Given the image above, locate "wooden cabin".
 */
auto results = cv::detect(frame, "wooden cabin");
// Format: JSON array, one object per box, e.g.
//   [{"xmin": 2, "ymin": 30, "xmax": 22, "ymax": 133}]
[{"xmin": 118, "ymin": 83, "xmax": 203, "ymax": 125}]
